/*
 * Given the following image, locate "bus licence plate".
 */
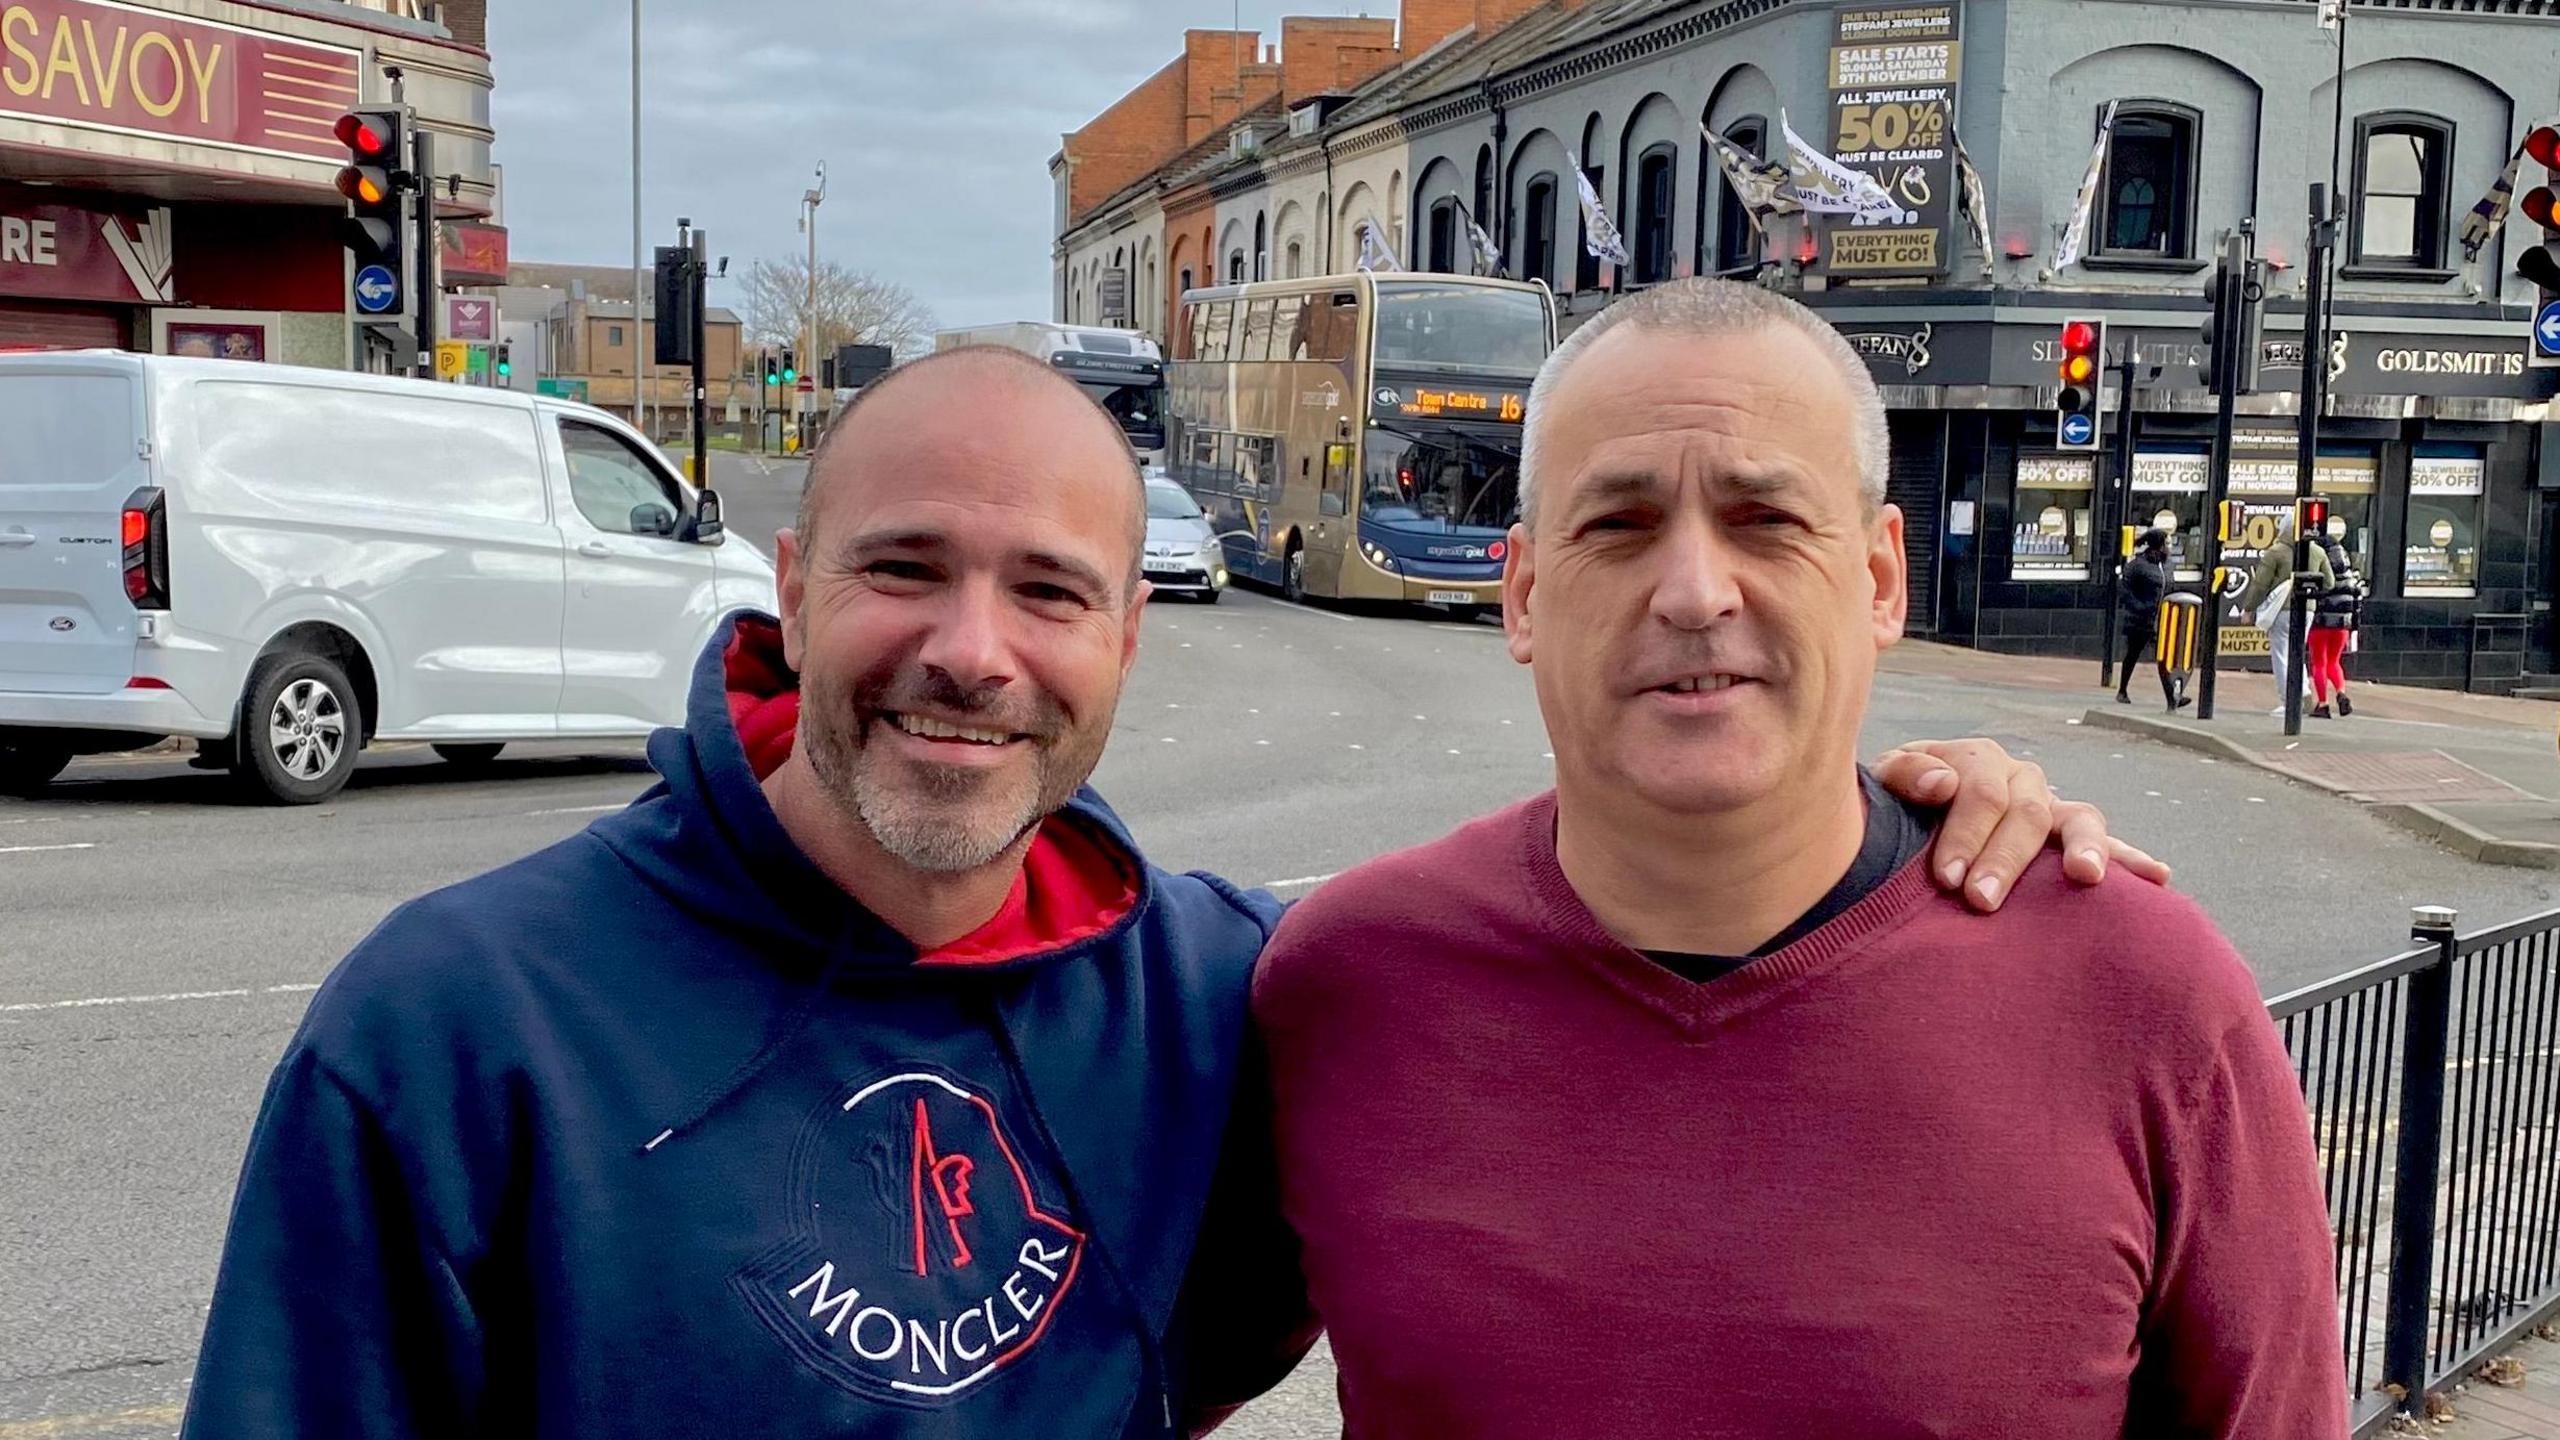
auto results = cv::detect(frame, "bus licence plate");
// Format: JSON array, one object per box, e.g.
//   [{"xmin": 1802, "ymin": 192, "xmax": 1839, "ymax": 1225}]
[{"xmin": 1427, "ymin": 590, "xmax": 1475, "ymax": 605}]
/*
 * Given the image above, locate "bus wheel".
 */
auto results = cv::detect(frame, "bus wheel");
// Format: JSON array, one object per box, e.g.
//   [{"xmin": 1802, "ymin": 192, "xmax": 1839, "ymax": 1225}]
[{"xmin": 1282, "ymin": 542, "xmax": 1307, "ymax": 604}]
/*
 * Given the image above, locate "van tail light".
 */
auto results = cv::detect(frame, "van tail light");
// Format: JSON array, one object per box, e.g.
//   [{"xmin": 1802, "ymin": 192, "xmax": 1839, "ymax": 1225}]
[
  {"xmin": 125, "ymin": 676, "xmax": 170, "ymax": 690},
  {"xmin": 120, "ymin": 486, "xmax": 169, "ymax": 610}
]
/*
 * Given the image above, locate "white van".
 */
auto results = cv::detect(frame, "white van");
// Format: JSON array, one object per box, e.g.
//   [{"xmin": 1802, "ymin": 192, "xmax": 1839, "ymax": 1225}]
[{"xmin": 0, "ymin": 353, "xmax": 777, "ymax": 804}]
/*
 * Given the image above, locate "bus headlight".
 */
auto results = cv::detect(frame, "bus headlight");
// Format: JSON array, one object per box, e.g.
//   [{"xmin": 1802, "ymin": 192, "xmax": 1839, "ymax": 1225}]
[{"xmin": 1360, "ymin": 540, "xmax": 1400, "ymax": 573}]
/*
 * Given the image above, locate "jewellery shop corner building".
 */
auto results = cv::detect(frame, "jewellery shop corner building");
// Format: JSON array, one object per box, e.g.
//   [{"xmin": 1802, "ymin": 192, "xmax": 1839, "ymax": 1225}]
[{"xmin": 0, "ymin": 0, "xmax": 496, "ymax": 368}]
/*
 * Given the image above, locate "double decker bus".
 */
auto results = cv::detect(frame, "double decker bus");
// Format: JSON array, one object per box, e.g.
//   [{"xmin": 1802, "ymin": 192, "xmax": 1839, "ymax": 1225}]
[
  {"xmin": 1166, "ymin": 273, "xmax": 1555, "ymax": 616},
  {"xmin": 932, "ymin": 321, "xmax": 1167, "ymax": 463}
]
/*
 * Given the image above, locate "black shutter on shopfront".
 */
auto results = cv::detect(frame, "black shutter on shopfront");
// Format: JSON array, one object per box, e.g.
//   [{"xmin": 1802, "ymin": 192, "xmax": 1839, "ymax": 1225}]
[
  {"xmin": 1888, "ymin": 411, "xmax": 1943, "ymax": 636},
  {"xmin": 0, "ymin": 301, "xmax": 127, "ymax": 352}
]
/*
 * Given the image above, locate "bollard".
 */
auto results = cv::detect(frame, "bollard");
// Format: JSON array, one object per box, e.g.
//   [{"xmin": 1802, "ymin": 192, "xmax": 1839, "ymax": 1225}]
[
  {"xmin": 2158, "ymin": 593, "xmax": 2207, "ymax": 708},
  {"xmin": 2382, "ymin": 905, "xmax": 2461, "ymax": 1414}
]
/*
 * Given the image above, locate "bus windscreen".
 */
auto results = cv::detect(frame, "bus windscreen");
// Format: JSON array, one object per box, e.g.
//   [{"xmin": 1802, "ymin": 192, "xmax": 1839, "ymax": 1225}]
[
  {"xmin": 1363, "ymin": 425, "xmax": 1521, "ymax": 532},
  {"xmin": 1370, "ymin": 283, "xmax": 1550, "ymax": 374},
  {"xmin": 1082, "ymin": 379, "xmax": 1165, "ymax": 447}
]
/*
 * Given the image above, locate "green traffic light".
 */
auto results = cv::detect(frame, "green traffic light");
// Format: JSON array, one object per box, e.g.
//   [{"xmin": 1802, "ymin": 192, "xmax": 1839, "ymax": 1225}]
[{"xmin": 782, "ymin": 368, "xmax": 797, "ymax": 383}]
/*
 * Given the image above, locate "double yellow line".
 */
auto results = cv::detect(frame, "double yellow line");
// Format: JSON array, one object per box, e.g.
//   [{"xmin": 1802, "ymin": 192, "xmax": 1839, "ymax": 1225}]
[{"xmin": 0, "ymin": 1405, "xmax": 183, "ymax": 1439}]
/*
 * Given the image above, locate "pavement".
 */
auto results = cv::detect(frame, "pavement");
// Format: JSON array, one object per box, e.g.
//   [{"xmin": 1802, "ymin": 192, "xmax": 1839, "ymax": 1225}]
[
  {"xmin": 4, "ymin": 450, "xmax": 2557, "ymax": 1435},
  {"xmin": 2423, "ymin": 1329, "xmax": 2560, "ymax": 1438},
  {"xmin": 2061, "ymin": 658, "xmax": 2560, "ymax": 869}
]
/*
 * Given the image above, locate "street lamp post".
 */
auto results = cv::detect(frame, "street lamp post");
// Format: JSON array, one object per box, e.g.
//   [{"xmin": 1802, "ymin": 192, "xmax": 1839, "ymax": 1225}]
[
  {"xmin": 631, "ymin": 0, "xmax": 647, "ymax": 439},
  {"xmin": 799, "ymin": 164, "xmax": 826, "ymax": 446}
]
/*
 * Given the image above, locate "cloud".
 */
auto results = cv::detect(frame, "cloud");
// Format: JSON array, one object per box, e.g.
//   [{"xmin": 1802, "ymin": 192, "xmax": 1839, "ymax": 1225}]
[{"xmin": 490, "ymin": 0, "xmax": 1359, "ymax": 329}]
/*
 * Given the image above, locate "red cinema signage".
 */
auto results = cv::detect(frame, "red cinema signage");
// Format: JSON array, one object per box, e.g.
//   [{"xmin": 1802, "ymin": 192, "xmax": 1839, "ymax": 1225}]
[
  {"xmin": 0, "ymin": 0, "xmax": 362, "ymax": 163},
  {"xmin": 0, "ymin": 187, "xmax": 171, "ymax": 304}
]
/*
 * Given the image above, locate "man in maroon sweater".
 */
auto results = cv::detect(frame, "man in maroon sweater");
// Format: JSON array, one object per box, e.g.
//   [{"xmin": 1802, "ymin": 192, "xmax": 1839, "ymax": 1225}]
[{"xmin": 1253, "ymin": 281, "xmax": 2346, "ymax": 1437}]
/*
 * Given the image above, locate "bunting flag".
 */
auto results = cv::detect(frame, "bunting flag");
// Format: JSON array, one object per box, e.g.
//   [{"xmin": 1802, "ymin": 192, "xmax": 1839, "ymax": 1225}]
[
  {"xmin": 1778, "ymin": 109, "xmax": 1904, "ymax": 222},
  {"xmin": 1699, "ymin": 120, "xmax": 1799, "ymax": 232},
  {"xmin": 1953, "ymin": 132, "xmax": 1996, "ymax": 276},
  {"xmin": 1572, "ymin": 158, "xmax": 1632, "ymax": 265},
  {"xmin": 2317, "ymin": 0, "xmax": 2344, "ymax": 29},
  {"xmin": 1466, "ymin": 218, "xmax": 1504, "ymax": 274},
  {"xmin": 2460, "ymin": 137, "xmax": 2530, "ymax": 262},
  {"xmin": 2054, "ymin": 100, "xmax": 2119, "ymax": 270},
  {"xmin": 1355, "ymin": 216, "xmax": 1401, "ymax": 274}
]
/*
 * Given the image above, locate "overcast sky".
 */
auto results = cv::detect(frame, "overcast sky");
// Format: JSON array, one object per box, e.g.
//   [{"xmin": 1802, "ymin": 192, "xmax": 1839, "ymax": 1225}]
[{"xmin": 488, "ymin": 0, "xmax": 1376, "ymax": 332}]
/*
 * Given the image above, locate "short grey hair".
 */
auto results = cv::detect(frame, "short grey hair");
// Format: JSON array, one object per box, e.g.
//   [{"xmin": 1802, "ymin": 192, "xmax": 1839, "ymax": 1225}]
[{"xmin": 1518, "ymin": 279, "xmax": 1890, "ymax": 523}]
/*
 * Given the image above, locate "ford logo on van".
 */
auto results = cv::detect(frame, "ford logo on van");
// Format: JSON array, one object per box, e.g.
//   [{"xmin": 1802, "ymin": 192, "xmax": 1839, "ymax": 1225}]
[{"xmin": 47, "ymin": 616, "xmax": 74, "ymax": 632}]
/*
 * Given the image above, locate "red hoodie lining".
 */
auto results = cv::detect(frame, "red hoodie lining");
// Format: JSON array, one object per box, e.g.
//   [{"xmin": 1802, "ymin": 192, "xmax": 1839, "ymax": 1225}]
[{"xmin": 721, "ymin": 616, "xmax": 1140, "ymax": 967}]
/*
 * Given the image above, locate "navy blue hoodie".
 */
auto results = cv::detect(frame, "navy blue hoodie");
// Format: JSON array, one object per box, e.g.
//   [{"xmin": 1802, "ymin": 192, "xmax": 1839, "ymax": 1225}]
[{"xmin": 183, "ymin": 614, "xmax": 1314, "ymax": 1439}]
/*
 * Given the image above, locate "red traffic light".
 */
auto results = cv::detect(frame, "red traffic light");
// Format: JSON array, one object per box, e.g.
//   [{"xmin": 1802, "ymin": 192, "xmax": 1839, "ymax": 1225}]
[
  {"xmin": 2527, "ymin": 126, "xmax": 2560, "ymax": 171},
  {"xmin": 2060, "ymin": 320, "xmax": 2099, "ymax": 353},
  {"xmin": 2300, "ymin": 497, "xmax": 2330, "ymax": 533},
  {"xmin": 334, "ymin": 112, "xmax": 391, "ymax": 156}
]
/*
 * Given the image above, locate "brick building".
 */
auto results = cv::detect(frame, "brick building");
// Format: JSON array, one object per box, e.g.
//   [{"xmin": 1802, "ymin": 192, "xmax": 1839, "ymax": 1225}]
[
  {"xmin": 0, "ymin": 0, "xmax": 496, "ymax": 368},
  {"xmin": 1056, "ymin": 0, "xmax": 2560, "ymax": 694},
  {"xmin": 498, "ymin": 262, "xmax": 755, "ymax": 440}
]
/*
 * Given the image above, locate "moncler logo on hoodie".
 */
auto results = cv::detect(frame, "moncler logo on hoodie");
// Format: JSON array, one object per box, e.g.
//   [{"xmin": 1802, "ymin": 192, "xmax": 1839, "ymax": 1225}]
[{"xmin": 735, "ymin": 1072, "xmax": 1088, "ymax": 1404}]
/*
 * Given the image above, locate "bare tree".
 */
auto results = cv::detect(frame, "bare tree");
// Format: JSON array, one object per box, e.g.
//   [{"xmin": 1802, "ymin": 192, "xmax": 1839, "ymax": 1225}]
[{"xmin": 740, "ymin": 258, "xmax": 937, "ymax": 361}]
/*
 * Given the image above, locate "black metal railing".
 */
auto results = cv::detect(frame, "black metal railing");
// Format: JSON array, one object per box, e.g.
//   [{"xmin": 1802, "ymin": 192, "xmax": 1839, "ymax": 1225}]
[{"xmin": 2268, "ymin": 905, "xmax": 2560, "ymax": 1435}]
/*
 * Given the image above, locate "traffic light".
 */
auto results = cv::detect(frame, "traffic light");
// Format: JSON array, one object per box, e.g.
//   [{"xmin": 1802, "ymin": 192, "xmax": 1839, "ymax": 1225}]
[
  {"xmin": 781, "ymin": 348, "xmax": 797, "ymax": 385},
  {"xmin": 494, "ymin": 343, "xmax": 512, "ymax": 380},
  {"xmin": 2298, "ymin": 496, "xmax": 2329, "ymax": 538},
  {"xmin": 334, "ymin": 107, "xmax": 411, "ymax": 321},
  {"xmin": 763, "ymin": 352, "xmax": 780, "ymax": 388},
  {"xmin": 2521, "ymin": 123, "xmax": 2560, "ymax": 366},
  {"xmin": 2055, "ymin": 317, "xmax": 2104, "ymax": 452},
  {"xmin": 653, "ymin": 246, "xmax": 698, "ymax": 368}
]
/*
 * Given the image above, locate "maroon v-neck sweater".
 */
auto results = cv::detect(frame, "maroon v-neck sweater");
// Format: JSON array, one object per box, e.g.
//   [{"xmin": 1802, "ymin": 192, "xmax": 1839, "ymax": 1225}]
[{"xmin": 1253, "ymin": 793, "xmax": 2344, "ymax": 1439}]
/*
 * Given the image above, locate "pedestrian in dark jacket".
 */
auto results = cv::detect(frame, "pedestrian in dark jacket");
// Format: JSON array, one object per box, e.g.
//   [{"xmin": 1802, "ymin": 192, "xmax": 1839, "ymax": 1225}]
[
  {"xmin": 2117, "ymin": 529, "xmax": 2184, "ymax": 711},
  {"xmin": 2309, "ymin": 534, "xmax": 2365, "ymax": 718}
]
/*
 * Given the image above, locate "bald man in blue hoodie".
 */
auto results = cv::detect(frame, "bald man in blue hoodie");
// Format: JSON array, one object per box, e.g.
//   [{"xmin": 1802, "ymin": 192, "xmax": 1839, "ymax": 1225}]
[{"xmin": 183, "ymin": 346, "xmax": 2149, "ymax": 1439}]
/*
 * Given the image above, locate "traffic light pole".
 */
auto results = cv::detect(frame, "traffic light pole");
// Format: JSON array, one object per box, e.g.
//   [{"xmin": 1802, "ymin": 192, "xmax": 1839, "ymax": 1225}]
[
  {"xmin": 2098, "ymin": 334, "xmax": 2140, "ymax": 686},
  {"xmin": 691, "ymin": 230, "xmax": 710, "ymax": 489},
  {"xmin": 2196, "ymin": 232, "xmax": 2246, "ymax": 722},
  {"xmin": 2286, "ymin": 184, "xmax": 2338, "ymax": 737},
  {"xmin": 412, "ymin": 127, "xmax": 436, "ymax": 380}
]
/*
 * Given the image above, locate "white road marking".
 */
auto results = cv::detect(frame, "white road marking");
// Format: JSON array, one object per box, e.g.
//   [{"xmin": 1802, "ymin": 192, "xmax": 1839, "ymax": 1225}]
[
  {"xmin": 523, "ymin": 802, "xmax": 628, "ymax": 817},
  {"xmin": 0, "ymin": 842, "xmax": 94, "ymax": 855},
  {"xmin": 1242, "ymin": 594, "xmax": 1356, "ymax": 624},
  {"xmin": 0, "ymin": 981, "xmax": 318, "ymax": 1015},
  {"xmin": 1262, "ymin": 872, "xmax": 1339, "ymax": 892}
]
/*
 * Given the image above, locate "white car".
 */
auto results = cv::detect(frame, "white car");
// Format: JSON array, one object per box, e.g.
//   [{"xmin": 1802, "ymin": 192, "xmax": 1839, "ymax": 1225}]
[
  {"xmin": 1143, "ymin": 478, "xmax": 1226, "ymax": 603},
  {"xmin": 0, "ymin": 352, "xmax": 777, "ymax": 804}
]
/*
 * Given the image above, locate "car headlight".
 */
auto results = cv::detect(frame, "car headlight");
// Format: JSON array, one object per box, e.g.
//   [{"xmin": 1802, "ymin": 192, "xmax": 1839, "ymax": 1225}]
[{"xmin": 1360, "ymin": 539, "xmax": 1400, "ymax": 573}]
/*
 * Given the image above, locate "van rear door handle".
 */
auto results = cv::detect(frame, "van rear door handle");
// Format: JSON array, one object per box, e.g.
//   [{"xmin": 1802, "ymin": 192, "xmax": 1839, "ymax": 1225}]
[
  {"xmin": 576, "ymin": 541, "xmax": 613, "ymax": 558},
  {"xmin": 0, "ymin": 532, "xmax": 34, "ymax": 547}
]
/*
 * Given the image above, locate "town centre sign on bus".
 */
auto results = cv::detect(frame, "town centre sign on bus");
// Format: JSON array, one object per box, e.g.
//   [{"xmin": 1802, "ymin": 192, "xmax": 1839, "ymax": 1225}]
[{"xmin": 0, "ymin": 0, "xmax": 361, "ymax": 164}]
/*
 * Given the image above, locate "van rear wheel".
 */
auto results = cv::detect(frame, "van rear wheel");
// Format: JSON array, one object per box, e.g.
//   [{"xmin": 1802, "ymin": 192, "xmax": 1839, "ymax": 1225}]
[
  {"xmin": 432, "ymin": 743, "xmax": 506, "ymax": 766},
  {"xmin": 0, "ymin": 739, "xmax": 73, "ymax": 796},
  {"xmin": 234, "ymin": 653, "xmax": 362, "ymax": 805}
]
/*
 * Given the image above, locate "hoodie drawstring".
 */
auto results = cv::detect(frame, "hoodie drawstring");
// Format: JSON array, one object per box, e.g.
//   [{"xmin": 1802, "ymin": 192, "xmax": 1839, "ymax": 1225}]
[
  {"xmin": 971, "ymin": 988, "xmax": 1179, "ymax": 1439},
  {"xmin": 637, "ymin": 935, "xmax": 861, "ymax": 1155}
]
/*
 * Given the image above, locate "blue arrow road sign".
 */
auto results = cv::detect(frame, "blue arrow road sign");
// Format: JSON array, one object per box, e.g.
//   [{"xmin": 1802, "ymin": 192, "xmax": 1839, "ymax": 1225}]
[
  {"xmin": 2059, "ymin": 412, "xmax": 2096, "ymax": 447},
  {"xmin": 2536, "ymin": 299, "xmax": 2560, "ymax": 358},
  {"xmin": 354, "ymin": 265, "xmax": 401, "ymax": 315}
]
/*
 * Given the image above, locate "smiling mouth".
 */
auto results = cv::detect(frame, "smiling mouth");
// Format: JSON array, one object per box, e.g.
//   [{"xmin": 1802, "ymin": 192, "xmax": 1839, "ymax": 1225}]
[
  {"xmin": 887, "ymin": 712, "xmax": 1023, "ymax": 746},
  {"xmin": 1652, "ymin": 675, "xmax": 1747, "ymax": 695}
]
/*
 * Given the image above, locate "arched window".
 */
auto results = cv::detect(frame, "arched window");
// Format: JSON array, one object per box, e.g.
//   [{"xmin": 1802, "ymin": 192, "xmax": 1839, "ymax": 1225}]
[
  {"xmin": 2098, "ymin": 102, "xmax": 2199, "ymax": 261},
  {"xmin": 1229, "ymin": 250, "xmax": 1247, "ymax": 283},
  {"xmin": 1253, "ymin": 212, "xmax": 1268, "ymax": 281},
  {"xmin": 1524, "ymin": 173, "xmax": 1559, "ymax": 289},
  {"xmin": 1285, "ymin": 240, "xmax": 1304, "ymax": 279},
  {"xmin": 1576, "ymin": 113, "xmax": 1606, "ymax": 291},
  {"xmin": 1632, "ymin": 143, "xmax": 1676, "ymax": 284},
  {"xmin": 1705, "ymin": 116, "xmax": 1768, "ymax": 277},
  {"xmin": 2352, "ymin": 112, "xmax": 2454, "ymax": 270},
  {"xmin": 1427, "ymin": 199, "xmax": 1459, "ymax": 272},
  {"xmin": 1475, "ymin": 144, "xmax": 1495, "ymax": 234}
]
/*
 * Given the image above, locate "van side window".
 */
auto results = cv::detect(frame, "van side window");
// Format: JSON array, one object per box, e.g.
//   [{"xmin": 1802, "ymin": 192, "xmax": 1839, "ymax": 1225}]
[{"xmin": 560, "ymin": 422, "xmax": 684, "ymax": 536}]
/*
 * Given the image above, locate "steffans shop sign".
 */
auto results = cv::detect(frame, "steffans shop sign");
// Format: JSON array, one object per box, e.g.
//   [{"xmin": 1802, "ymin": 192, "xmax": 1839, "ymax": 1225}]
[{"xmin": 0, "ymin": 0, "xmax": 361, "ymax": 163}]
